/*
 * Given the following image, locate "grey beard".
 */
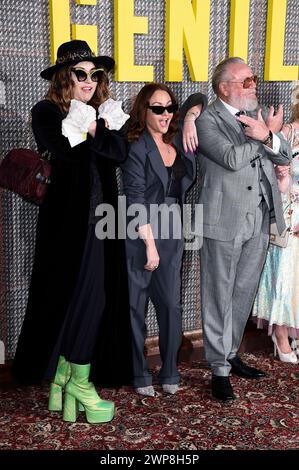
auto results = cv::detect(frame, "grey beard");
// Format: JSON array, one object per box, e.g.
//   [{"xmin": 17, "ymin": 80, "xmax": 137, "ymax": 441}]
[
  {"xmin": 242, "ymin": 97, "xmax": 258, "ymax": 111},
  {"xmin": 228, "ymin": 96, "xmax": 258, "ymax": 112}
]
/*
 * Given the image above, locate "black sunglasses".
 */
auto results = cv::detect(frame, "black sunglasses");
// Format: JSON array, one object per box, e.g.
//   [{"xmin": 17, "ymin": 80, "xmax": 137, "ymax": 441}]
[
  {"xmin": 71, "ymin": 67, "xmax": 105, "ymax": 82},
  {"xmin": 147, "ymin": 104, "xmax": 178, "ymax": 115}
]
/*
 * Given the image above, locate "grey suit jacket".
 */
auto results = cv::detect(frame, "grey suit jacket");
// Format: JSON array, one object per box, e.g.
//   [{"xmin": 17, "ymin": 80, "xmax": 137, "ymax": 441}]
[
  {"xmin": 122, "ymin": 129, "xmax": 196, "ymax": 258},
  {"xmin": 196, "ymin": 98, "xmax": 292, "ymax": 241}
]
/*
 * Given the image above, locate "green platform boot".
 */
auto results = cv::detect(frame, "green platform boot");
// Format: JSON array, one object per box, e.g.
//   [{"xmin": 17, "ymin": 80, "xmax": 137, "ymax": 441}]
[
  {"xmin": 48, "ymin": 356, "xmax": 71, "ymax": 411},
  {"xmin": 63, "ymin": 363, "xmax": 115, "ymax": 424}
]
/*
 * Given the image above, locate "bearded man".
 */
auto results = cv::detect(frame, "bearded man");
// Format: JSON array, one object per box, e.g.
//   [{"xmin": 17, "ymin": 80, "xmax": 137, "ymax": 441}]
[{"xmin": 182, "ymin": 57, "xmax": 292, "ymax": 401}]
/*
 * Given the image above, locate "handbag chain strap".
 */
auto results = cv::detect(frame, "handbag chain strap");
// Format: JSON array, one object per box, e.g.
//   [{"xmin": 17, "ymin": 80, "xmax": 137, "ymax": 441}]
[
  {"xmin": 41, "ymin": 149, "xmax": 51, "ymax": 161},
  {"xmin": 25, "ymin": 117, "xmax": 51, "ymax": 162}
]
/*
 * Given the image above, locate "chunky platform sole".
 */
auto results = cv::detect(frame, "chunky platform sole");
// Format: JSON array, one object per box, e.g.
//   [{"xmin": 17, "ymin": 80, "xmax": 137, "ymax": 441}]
[
  {"xmin": 48, "ymin": 383, "xmax": 84, "ymax": 412},
  {"xmin": 63, "ymin": 393, "xmax": 115, "ymax": 424}
]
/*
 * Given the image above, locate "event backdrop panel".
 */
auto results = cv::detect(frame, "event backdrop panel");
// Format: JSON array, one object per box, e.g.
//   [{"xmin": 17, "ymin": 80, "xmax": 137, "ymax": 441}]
[{"xmin": 0, "ymin": 0, "xmax": 298, "ymax": 360}]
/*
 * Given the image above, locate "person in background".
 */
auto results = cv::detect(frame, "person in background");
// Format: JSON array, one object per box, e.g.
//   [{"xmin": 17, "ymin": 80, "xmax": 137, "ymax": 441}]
[
  {"xmin": 181, "ymin": 57, "xmax": 292, "ymax": 401},
  {"xmin": 13, "ymin": 40, "xmax": 131, "ymax": 423},
  {"xmin": 252, "ymin": 83, "xmax": 299, "ymax": 363},
  {"xmin": 122, "ymin": 83, "xmax": 206, "ymax": 396}
]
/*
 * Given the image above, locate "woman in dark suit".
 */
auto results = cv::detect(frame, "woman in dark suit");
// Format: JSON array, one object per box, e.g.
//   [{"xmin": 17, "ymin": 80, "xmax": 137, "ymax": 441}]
[
  {"xmin": 12, "ymin": 40, "xmax": 131, "ymax": 424},
  {"xmin": 122, "ymin": 83, "xmax": 206, "ymax": 396}
]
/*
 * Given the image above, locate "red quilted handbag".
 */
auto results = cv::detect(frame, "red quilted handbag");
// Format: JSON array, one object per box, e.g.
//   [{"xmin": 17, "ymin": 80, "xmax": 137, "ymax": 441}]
[{"xmin": 0, "ymin": 148, "xmax": 51, "ymax": 205}]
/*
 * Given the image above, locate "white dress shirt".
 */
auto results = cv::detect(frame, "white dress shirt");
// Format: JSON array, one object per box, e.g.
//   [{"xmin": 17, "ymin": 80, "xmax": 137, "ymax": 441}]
[{"xmin": 219, "ymin": 98, "xmax": 280, "ymax": 154}]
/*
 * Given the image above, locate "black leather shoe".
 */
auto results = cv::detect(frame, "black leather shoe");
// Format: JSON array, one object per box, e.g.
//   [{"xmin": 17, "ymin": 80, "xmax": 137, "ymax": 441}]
[
  {"xmin": 211, "ymin": 376, "xmax": 236, "ymax": 401},
  {"xmin": 228, "ymin": 356, "xmax": 267, "ymax": 379}
]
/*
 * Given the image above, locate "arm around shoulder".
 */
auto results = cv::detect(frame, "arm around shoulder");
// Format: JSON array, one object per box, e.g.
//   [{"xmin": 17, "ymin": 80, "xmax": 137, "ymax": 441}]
[
  {"xmin": 180, "ymin": 93, "xmax": 208, "ymax": 121},
  {"xmin": 180, "ymin": 93, "xmax": 208, "ymax": 153}
]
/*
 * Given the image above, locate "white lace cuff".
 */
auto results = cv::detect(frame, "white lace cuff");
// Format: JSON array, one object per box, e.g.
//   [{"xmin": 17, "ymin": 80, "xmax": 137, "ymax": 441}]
[
  {"xmin": 98, "ymin": 98, "xmax": 130, "ymax": 130},
  {"xmin": 61, "ymin": 99, "xmax": 96, "ymax": 146}
]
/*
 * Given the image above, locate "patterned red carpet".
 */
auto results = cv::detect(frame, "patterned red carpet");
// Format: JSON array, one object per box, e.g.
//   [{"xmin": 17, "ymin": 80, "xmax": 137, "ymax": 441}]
[{"xmin": 0, "ymin": 352, "xmax": 298, "ymax": 451}]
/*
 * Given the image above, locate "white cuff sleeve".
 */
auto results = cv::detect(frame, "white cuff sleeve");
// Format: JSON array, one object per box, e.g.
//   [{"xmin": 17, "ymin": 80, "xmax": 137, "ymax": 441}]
[
  {"xmin": 98, "ymin": 98, "xmax": 130, "ymax": 130},
  {"xmin": 264, "ymin": 133, "xmax": 280, "ymax": 154},
  {"xmin": 61, "ymin": 99, "xmax": 96, "ymax": 147}
]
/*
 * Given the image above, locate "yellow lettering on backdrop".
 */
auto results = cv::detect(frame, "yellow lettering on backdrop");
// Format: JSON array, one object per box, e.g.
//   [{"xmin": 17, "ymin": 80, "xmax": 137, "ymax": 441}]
[
  {"xmin": 114, "ymin": 0, "xmax": 154, "ymax": 82},
  {"xmin": 49, "ymin": 0, "xmax": 70, "ymax": 63},
  {"xmin": 50, "ymin": 0, "xmax": 98, "ymax": 62},
  {"xmin": 265, "ymin": 0, "xmax": 298, "ymax": 81},
  {"xmin": 49, "ymin": 0, "xmax": 295, "ymax": 83},
  {"xmin": 229, "ymin": 0, "xmax": 250, "ymax": 62},
  {"xmin": 72, "ymin": 25, "xmax": 98, "ymax": 54},
  {"xmin": 165, "ymin": 0, "xmax": 210, "ymax": 82},
  {"xmin": 76, "ymin": 0, "xmax": 97, "ymax": 4}
]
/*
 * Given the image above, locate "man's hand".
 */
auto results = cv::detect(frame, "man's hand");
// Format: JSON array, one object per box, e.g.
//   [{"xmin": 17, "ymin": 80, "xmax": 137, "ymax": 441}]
[
  {"xmin": 266, "ymin": 104, "xmax": 283, "ymax": 133},
  {"xmin": 237, "ymin": 109, "xmax": 270, "ymax": 142}
]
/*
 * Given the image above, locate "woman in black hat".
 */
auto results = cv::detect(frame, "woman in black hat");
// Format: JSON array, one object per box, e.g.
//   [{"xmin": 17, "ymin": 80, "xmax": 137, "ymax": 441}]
[{"xmin": 12, "ymin": 40, "xmax": 132, "ymax": 424}]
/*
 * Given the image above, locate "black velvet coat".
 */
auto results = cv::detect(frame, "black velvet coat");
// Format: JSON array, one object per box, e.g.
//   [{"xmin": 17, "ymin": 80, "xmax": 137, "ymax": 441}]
[{"xmin": 12, "ymin": 100, "xmax": 132, "ymax": 386}]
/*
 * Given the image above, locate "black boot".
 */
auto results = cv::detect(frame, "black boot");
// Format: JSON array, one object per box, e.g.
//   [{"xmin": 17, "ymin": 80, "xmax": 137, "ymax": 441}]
[
  {"xmin": 228, "ymin": 356, "xmax": 266, "ymax": 379},
  {"xmin": 211, "ymin": 376, "xmax": 236, "ymax": 401}
]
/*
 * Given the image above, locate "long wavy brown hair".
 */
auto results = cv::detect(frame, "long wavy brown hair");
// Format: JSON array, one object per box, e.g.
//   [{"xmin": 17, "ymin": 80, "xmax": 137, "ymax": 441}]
[
  {"xmin": 44, "ymin": 64, "xmax": 110, "ymax": 114},
  {"xmin": 127, "ymin": 83, "xmax": 179, "ymax": 143}
]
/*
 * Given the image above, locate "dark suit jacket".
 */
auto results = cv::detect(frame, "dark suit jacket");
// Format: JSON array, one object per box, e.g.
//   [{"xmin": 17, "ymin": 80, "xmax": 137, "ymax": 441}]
[{"xmin": 121, "ymin": 129, "xmax": 196, "ymax": 262}]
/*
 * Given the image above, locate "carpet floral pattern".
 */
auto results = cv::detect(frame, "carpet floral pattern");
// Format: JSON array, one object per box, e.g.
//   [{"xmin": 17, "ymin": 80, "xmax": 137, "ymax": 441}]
[{"xmin": 0, "ymin": 352, "xmax": 298, "ymax": 451}]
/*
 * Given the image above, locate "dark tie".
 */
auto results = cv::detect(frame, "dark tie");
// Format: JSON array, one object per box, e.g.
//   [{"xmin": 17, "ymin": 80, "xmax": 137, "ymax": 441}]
[{"xmin": 235, "ymin": 110, "xmax": 247, "ymax": 128}]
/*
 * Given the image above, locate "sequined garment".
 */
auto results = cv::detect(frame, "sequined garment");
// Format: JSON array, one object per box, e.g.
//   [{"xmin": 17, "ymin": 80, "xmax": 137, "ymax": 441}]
[{"xmin": 252, "ymin": 124, "xmax": 299, "ymax": 338}]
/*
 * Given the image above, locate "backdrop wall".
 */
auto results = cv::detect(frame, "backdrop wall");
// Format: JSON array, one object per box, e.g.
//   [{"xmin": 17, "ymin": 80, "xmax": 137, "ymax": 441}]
[{"xmin": 0, "ymin": 0, "xmax": 298, "ymax": 360}]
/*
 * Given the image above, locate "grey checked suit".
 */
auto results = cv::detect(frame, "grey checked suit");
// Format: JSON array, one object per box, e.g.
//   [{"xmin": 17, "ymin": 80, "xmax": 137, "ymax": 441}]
[{"xmin": 195, "ymin": 97, "xmax": 292, "ymax": 376}]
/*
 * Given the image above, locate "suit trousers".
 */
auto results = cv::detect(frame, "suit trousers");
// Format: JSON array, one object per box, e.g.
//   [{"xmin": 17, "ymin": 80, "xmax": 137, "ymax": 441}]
[
  {"xmin": 127, "ymin": 236, "xmax": 184, "ymax": 387},
  {"xmin": 200, "ymin": 201, "xmax": 270, "ymax": 376}
]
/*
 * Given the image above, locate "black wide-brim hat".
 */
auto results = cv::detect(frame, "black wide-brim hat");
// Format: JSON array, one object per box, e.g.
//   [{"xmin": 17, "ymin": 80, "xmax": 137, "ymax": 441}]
[{"xmin": 40, "ymin": 40, "xmax": 115, "ymax": 80}]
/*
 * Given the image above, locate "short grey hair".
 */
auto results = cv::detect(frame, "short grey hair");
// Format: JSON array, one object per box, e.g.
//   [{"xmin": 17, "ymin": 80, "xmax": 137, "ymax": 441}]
[{"xmin": 212, "ymin": 57, "xmax": 245, "ymax": 94}]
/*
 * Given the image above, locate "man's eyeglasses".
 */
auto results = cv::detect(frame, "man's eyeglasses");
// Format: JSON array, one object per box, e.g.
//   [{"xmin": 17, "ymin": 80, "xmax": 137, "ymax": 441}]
[
  {"xmin": 147, "ymin": 104, "xmax": 178, "ymax": 115},
  {"xmin": 224, "ymin": 75, "xmax": 258, "ymax": 89},
  {"xmin": 71, "ymin": 67, "xmax": 105, "ymax": 82}
]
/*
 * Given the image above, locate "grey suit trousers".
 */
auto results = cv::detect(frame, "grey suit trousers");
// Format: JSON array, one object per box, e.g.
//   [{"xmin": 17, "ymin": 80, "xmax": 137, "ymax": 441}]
[
  {"xmin": 200, "ymin": 201, "xmax": 270, "ymax": 376},
  {"xmin": 126, "ymin": 197, "xmax": 184, "ymax": 388},
  {"xmin": 127, "ymin": 235, "xmax": 183, "ymax": 387}
]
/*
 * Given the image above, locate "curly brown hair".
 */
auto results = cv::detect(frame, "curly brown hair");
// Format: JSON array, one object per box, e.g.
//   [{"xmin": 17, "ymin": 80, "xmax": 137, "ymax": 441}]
[
  {"xmin": 44, "ymin": 64, "xmax": 110, "ymax": 114},
  {"xmin": 127, "ymin": 83, "xmax": 179, "ymax": 143}
]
